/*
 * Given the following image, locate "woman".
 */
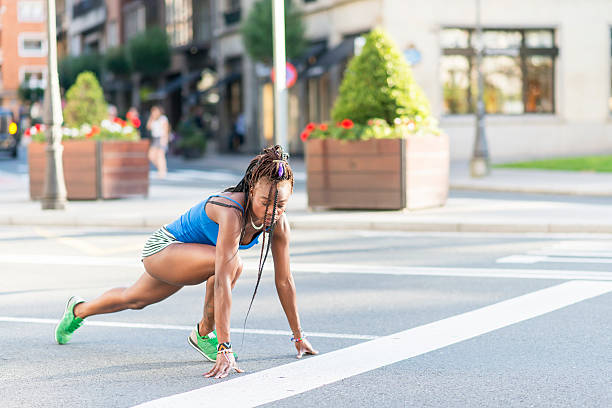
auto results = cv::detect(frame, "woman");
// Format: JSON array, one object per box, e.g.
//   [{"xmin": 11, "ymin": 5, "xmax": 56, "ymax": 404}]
[
  {"xmin": 146, "ymin": 106, "xmax": 169, "ymax": 178},
  {"xmin": 54, "ymin": 145, "xmax": 318, "ymax": 379}
]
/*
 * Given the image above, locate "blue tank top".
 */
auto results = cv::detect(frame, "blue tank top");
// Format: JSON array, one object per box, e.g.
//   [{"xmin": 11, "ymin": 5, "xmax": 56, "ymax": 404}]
[{"xmin": 165, "ymin": 194, "xmax": 261, "ymax": 250}]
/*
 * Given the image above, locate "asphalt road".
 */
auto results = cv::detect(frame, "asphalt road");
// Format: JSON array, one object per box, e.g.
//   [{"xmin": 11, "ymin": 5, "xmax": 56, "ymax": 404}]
[{"xmin": 1, "ymin": 226, "xmax": 611, "ymax": 407}]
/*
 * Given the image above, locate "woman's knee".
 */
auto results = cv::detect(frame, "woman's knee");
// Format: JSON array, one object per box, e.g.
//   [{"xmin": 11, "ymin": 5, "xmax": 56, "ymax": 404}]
[{"xmin": 231, "ymin": 259, "xmax": 244, "ymax": 288}]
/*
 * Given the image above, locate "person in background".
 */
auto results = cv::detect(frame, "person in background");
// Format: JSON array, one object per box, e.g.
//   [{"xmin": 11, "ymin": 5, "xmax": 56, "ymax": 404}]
[
  {"xmin": 146, "ymin": 105, "xmax": 170, "ymax": 179},
  {"xmin": 107, "ymin": 105, "xmax": 118, "ymax": 122}
]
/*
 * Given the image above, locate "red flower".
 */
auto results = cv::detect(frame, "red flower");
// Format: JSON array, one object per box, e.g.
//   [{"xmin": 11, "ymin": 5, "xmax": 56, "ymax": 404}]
[
  {"xmin": 131, "ymin": 118, "xmax": 141, "ymax": 128},
  {"xmin": 126, "ymin": 111, "xmax": 135, "ymax": 120},
  {"xmin": 300, "ymin": 131, "xmax": 310, "ymax": 142},
  {"xmin": 306, "ymin": 122, "xmax": 316, "ymax": 132},
  {"xmin": 340, "ymin": 119, "xmax": 354, "ymax": 129},
  {"xmin": 91, "ymin": 125, "xmax": 100, "ymax": 135},
  {"xmin": 319, "ymin": 123, "xmax": 328, "ymax": 131},
  {"xmin": 113, "ymin": 117, "xmax": 127, "ymax": 127},
  {"xmin": 34, "ymin": 123, "xmax": 42, "ymax": 131},
  {"xmin": 24, "ymin": 128, "xmax": 31, "ymax": 137},
  {"xmin": 86, "ymin": 131, "xmax": 94, "ymax": 138}
]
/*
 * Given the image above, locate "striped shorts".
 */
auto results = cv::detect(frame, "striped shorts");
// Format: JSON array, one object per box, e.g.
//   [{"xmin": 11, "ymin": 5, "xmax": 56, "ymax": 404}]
[{"xmin": 141, "ymin": 226, "xmax": 181, "ymax": 259}]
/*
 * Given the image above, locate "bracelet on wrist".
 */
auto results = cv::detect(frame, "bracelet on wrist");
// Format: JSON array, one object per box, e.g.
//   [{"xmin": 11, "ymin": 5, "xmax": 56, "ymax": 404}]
[
  {"xmin": 291, "ymin": 330, "xmax": 305, "ymax": 343},
  {"xmin": 217, "ymin": 342, "xmax": 232, "ymax": 353}
]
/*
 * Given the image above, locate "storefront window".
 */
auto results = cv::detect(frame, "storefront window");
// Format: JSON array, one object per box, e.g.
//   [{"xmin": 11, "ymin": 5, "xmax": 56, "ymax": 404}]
[
  {"xmin": 165, "ymin": 0, "xmax": 193, "ymax": 47},
  {"xmin": 441, "ymin": 28, "xmax": 557, "ymax": 115}
]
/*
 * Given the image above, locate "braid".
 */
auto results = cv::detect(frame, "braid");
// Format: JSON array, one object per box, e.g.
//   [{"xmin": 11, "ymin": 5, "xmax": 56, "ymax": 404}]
[{"xmin": 230, "ymin": 145, "xmax": 291, "ymax": 346}]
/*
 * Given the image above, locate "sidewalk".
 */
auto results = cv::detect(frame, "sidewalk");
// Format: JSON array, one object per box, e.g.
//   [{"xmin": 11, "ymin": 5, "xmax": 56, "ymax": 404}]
[{"xmin": 1, "ymin": 153, "xmax": 612, "ymax": 233}]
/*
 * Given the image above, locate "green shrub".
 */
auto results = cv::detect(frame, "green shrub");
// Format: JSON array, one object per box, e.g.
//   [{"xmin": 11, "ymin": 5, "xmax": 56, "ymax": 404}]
[
  {"xmin": 241, "ymin": 0, "xmax": 306, "ymax": 64},
  {"xmin": 63, "ymin": 72, "xmax": 108, "ymax": 128},
  {"xmin": 177, "ymin": 120, "xmax": 207, "ymax": 158},
  {"xmin": 331, "ymin": 29, "xmax": 433, "ymax": 127},
  {"xmin": 128, "ymin": 27, "xmax": 171, "ymax": 77}
]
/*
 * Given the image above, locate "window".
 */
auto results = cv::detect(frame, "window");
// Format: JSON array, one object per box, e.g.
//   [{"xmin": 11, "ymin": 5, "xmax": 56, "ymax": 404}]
[
  {"xmin": 19, "ymin": 67, "xmax": 47, "ymax": 89},
  {"xmin": 123, "ymin": 3, "xmax": 146, "ymax": 41},
  {"xmin": 18, "ymin": 1, "xmax": 44, "ymax": 22},
  {"xmin": 18, "ymin": 33, "xmax": 47, "ymax": 57},
  {"xmin": 165, "ymin": 0, "xmax": 193, "ymax": 47},
  {"xmin": 441, "ymin": 28, "xmax": 557, "ymax": 115}
]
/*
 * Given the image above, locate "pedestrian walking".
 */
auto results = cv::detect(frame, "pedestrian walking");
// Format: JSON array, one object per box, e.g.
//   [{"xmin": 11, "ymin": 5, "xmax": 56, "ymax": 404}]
[
  {"xmin": 146, "ymin": 105, "xmax": 169, "ymax": 178},
  {"xmin": 54, "ymin": 145, "xmax": 318, "ymax": 379}
]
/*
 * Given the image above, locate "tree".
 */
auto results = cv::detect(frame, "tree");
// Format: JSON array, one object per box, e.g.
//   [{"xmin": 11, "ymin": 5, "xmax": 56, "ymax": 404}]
[
  {"xmin": 105, "ymin": 46, "xmax": 132, "ymax": 77},
  {"xmin": 241, "ymin": 0, "xmax": 306, "ymax": 64},
  {"xmin": 58, "ymin": 54, "xmax": 103, "ymax": 90},
  {"xmin": 331, "ymin": 29, "xmax": 432, "ymax": 126},
  {"xmin": 128, "ymin": 26, "xmax": 171, "ymax": 77},
  {"xmin": 63, "ymin": 72, "xmax": 108, "ymax": 128}
]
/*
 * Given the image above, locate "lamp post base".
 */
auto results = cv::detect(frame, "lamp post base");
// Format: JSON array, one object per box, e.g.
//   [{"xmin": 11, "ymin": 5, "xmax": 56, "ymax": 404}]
[
  {"xmin": 470, "ymin": 156, "xmax": 490, "ymax": 178},
  {"xmin": 41, "ymin": 198, "xmax": 66, "ymax": 210}
]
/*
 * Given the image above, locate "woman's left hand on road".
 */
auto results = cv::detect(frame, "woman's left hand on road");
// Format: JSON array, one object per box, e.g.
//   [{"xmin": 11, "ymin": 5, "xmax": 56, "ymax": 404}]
[{"xmin": 295, "ymin": 338, "xmax": 318, "ymax": 359}]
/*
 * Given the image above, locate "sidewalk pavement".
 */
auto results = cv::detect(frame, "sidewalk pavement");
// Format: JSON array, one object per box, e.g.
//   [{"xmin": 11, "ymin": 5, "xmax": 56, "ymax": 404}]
[{"xmin": 1, "ymin": 153, "xmax": 612, "ymax": 233}]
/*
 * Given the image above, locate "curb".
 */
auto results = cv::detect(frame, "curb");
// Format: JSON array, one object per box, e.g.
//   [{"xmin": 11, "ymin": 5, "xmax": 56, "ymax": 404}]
[
  {"xmin": 2, "ymin": 214, "xmax": 612, "ymax": 234},
  {"xmin": 450, "ymin": 184, "xmax": 612, "ymax": 197}
]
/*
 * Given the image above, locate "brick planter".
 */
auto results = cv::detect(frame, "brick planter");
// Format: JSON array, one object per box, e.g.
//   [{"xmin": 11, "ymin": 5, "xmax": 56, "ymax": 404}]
[
  {"xmin": 28, "ymin": 139, "xmax": 150, "ymax": 200},
  {"xmin": 305, "ymin": 135, "xmax": 449, "ymax": 210}
]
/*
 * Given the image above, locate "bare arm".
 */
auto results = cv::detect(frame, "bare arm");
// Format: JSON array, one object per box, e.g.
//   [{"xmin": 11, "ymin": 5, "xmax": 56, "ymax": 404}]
[
  {"xmin": 272, "ymin": 214, "xmax": 318, "ymax": 358},
  {"xmin": 205, "ymin": 207, "xmax": 244, "ymax": 378}
]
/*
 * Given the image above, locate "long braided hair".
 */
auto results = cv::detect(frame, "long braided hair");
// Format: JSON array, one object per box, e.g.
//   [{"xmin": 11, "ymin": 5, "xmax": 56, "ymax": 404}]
[{"xmin": 224, "ymin": 145, "xmax": 294, "ymax": 330}]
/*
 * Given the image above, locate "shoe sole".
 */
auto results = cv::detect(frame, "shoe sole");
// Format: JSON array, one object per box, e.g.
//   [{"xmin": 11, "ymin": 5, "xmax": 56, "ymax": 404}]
[
  {"xmin": 188, "ymin": 335, "xmax": 216, "ymax": 362},
  {"xmin": 54, "ymin": 296, "xmax": 73, "ymax": 344}
]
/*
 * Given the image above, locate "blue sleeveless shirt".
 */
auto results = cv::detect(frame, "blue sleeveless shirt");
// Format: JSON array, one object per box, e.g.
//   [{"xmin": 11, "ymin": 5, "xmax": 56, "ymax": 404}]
[{"xmin": 165, "ymin": 194, "xmax": 261, "ymax": 250}]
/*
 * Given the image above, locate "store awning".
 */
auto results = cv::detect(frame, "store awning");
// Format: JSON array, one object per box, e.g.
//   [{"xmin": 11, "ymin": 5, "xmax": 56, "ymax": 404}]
[
  {"xmin": 190, "ymin": 72, "xmax": 242, "ymax": 99},
  {"xmin": 147, "ymin": 71, "xmax": 204, "ymax": 100},
  {"xmin": 305, "ymin": 38, "xmax": 355, "ymax": 78}
]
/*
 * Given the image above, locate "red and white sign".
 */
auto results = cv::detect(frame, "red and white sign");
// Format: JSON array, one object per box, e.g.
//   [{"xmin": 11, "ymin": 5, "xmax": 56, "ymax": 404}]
[{"xmin": 270, "ymin": 62, "xmax": 298, "ymax": 88}]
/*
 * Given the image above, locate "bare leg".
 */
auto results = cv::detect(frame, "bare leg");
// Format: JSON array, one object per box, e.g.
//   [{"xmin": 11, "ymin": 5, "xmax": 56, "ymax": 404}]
[
  {"xmin": 198, "ymin": 260, "xmax": 243, "ymax": 336},
  {"xmin": 74, "ymin": 272, "xmax": 181, "ymax": 319},
  {"xmin": 74, "ymin": 242, "xmax": 219, "ymax": 319},
  {"xmin": 157, "ymin": 149, "xmax": 167, "ymax": 178},
  {"xmin": 148, "ymin": 147, "xmax": 158, "ymax": 170},
  {"xmin": 198, "ymin": 277, "xmax": 216, "ymax": 335}
]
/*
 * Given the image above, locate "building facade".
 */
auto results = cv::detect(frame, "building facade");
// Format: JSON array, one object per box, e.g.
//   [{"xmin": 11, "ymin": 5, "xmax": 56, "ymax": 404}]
[
  {"xmin": 0, "ymin": 0, "xmax": 48, "ymax": 116},
  {"xmin": 216, "ymin": 0, "xmax": 612, "ymax": 161}
]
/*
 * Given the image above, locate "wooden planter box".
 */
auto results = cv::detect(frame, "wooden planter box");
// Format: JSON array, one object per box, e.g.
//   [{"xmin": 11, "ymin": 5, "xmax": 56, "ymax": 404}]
[
  {"xmin": 306, "ymin": 135, "xmax": 449, "ymax": 210},
  {"xmin": 28, "ymin": 139, "xmax": 150, "ymax": 200}
]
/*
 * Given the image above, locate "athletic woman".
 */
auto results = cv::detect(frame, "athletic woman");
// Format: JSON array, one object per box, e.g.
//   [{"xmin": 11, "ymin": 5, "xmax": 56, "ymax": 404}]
[{"xmin": 54, "ymin": 145, "xmax": 318, "ymax": 379}]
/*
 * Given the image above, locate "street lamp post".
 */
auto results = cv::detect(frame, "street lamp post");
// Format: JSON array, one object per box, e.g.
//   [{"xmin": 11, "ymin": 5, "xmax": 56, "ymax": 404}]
[
  {"xmin": 41, "ymin": 0, "xmax": 67, "ymax": 209},
  {"xmin": 470, "ymin": 0, "xmax": 490, "ymax": 177},
  {"xmin": 272, "ymin": 0, "xmax": 288, "ymax": 150}
]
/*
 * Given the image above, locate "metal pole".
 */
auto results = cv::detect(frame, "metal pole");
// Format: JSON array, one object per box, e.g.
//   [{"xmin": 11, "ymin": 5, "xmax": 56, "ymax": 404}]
[
  {"xmin": 41, "ymin": 0, "xmax": 67, "ymax": 209},
  {"xmin": 470, "ymin": 0, "xmax": 490, "ymax": 177},
  {"xmin": 272, "ymin": 0, "xmax": 288, "ymax": 150}
]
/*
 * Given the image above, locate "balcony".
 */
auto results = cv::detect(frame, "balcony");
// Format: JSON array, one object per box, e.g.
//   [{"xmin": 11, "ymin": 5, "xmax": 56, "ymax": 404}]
[
  {"xmin": 223, "ymin": 8, "xmax": 241, "ymax": 26},
  {"xmin": 73, "ymin": 0, "xmax": 104, "ymax": 19}
]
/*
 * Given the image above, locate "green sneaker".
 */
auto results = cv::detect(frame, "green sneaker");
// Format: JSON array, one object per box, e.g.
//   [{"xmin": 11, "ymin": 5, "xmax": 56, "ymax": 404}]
[
  {"xmin": 188, "ymin": 325, "xmax": 218, "ymax": 362},
  {"xmin": 55, "ymin": 296, "xmax": 86, "ymax": 345},
  {"xmin": 188, "ymin": 325, "xmax": 238, "ymax": 362}
]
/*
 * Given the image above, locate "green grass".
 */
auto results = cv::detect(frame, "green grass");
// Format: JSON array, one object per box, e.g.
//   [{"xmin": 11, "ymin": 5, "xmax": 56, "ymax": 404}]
[{"xmin": 495, "ymin": 156, "xmax": 612, "ymax": 172}]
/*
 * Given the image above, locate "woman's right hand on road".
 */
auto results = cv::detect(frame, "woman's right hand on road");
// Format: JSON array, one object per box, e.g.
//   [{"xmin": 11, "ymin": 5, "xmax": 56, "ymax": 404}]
[{"xmin": 204, "ymin": 353, "xmax": 244, "ymax": 379}]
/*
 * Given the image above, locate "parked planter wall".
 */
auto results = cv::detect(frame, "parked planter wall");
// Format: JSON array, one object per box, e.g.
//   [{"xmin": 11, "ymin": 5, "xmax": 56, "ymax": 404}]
[
  {"xmin": 306, "ymin": 135, "xmax": 449, "ymax": 210},
  {"xmin": 28, "ymin": 140, "xmax": 149, "ymax": 200}
]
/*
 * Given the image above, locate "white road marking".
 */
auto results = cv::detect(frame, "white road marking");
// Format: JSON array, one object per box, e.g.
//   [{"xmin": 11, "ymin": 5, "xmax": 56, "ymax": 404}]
[
  {"xmin": 1, "ymin": 254, "xmax": 611, "ymax": 281},
  {"xmin": 0, "ymin": 317, "xmax": 376, "ymax": 340},
  {"xmin": 497, "ymin": 254, "xmax": 612, "ymax": 264},
  {"xmin": 527, "ymin": 250, "xmax": 612, "ymax": 258},
  {"xmin": 133, "ymin": 280, "xmax": 612, "ymax": 408}
]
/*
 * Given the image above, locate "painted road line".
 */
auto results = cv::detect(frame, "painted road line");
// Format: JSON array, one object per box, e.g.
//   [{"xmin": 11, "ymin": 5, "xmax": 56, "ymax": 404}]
[
  {"xmin": 1, "ymin": 254, "xmax": 612, "ymax": 281},
  {"xmin": 0, "ymin": 317, "xmax": 376, "ymax": 340},
  {"xmin": 133, "ymin": 280, "xmax": 612, "ymax": 408},
  {"xmin": 527, "ymin": 250, "xmax": 612, "ymax": 258},
  {"xmin": 497, "ymin": 254, "xmax": 612, "ymax": 264}
]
